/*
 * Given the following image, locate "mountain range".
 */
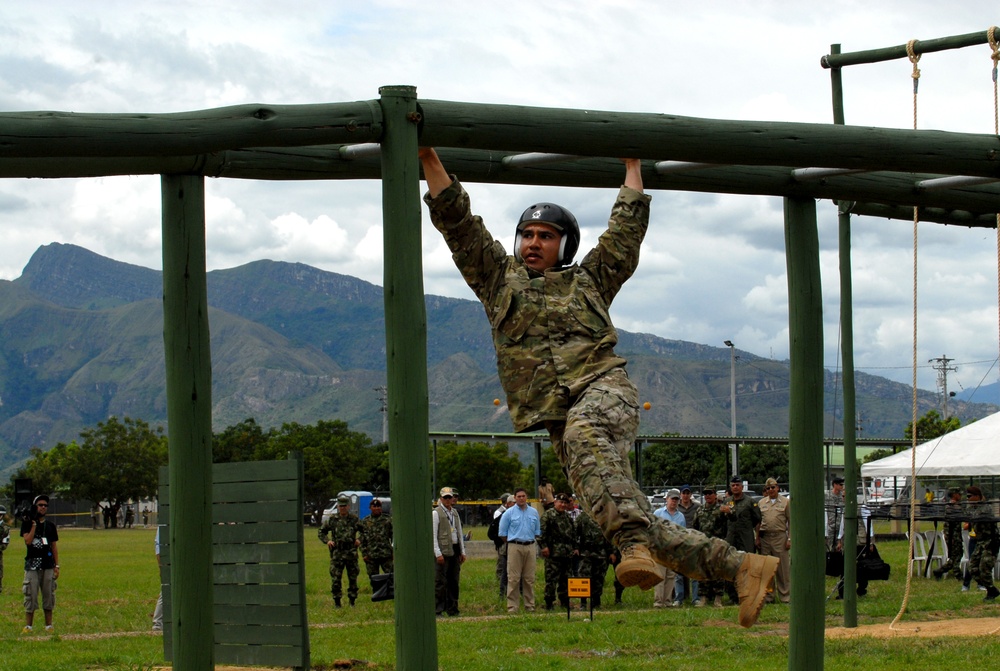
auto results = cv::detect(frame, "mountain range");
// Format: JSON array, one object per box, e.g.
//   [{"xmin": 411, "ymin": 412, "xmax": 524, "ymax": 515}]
[{"xmin": 1, "ymin": 243, "xmax": 996, "ymax": 474}]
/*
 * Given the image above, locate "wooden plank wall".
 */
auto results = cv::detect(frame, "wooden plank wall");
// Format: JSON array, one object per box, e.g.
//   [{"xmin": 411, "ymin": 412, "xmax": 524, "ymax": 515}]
[{"xmin": 158, "ymin": 456, "xmax": 309, "ymax": 669}]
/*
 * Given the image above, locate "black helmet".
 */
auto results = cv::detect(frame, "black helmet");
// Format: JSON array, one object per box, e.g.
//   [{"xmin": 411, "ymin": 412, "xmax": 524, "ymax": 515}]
[{"xmin": 514, "ymin": 202, "xmax": 580, "ymax": 266}]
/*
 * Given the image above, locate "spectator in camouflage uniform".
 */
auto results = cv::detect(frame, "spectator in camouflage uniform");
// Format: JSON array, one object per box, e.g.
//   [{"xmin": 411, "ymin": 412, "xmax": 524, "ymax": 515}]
[
  {"xmin": 934, "ymin": 488, "xmax": 966, "ymax": 581},
  {"xmin": 576, "ymin": 506, "xmax": 614, "ymax": 609},
  {"xmin": 318, "ymin": 494, "xmax": 362, "ymax": 607},
  {"xmin": 966, "ymin": 486, "xmax": 999, "ymax": 601},
  {"xmin": 420, "ymin": 148, "xmax": 778, "ymax": 628},
  {"xmin": 359, "ymin": 498, "xmax": 393, "ymax": 589},
  {"xmin": 825, "ymin": 476, "xmax": 845, "ymax": 551},
  {"xmin": 541, "ymin": 493, "xmax": 577, "ymax": 610},
  {"xmin": 693, "ymin": 488, "xmax": 726, "ymax": 606},
  {"xmin": 0, "ymin": 505, "xmax": 10, "ymax": 593}
]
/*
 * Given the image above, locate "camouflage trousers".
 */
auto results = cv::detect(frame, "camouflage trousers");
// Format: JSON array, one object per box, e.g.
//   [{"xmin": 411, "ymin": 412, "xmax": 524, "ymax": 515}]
[
  {"xmin": 364, "ymin": 556, "xmax": 393, "ymax": 587},
  {"xmin": 544, "ymin": 556, "xmax": 572, "ymax": 606},
  {"xmin": 549, "ymin": 368, "xmax": 744, "ymax": 582},
  {"xmin": 937, "ymin": 529, "xmax": 965, "ymax": 579},
  {"xmin": 579, "ymin": 556, "xmax": 610, "ymax": 604},
  {"xmin": 329, "ymin": 551, "xmax": 360, "ymax": 600},
  {"xmin": 969, "ymin": 541, "xmax": 997, "ymax": 590}
]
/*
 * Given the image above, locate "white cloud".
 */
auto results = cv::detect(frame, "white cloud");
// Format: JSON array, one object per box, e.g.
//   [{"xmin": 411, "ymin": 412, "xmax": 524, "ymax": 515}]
[{"xmin": 1, "ymin": 1, "xmax": 999, "ymax": 394}]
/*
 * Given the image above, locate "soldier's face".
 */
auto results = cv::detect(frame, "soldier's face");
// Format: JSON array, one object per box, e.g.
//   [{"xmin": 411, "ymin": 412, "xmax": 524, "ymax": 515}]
[
  {"xmin": 337, "ymin": 504, "xmax": 349, "ymax": 516},
  {"xmin": 519, "ymin": 223, "xmax": 562, "ymax": 272},
  {"xmin": 705, "ymin": 493, "xmax": 717, "ymax": 505},
  {"xmin": 370, "ymin": 504, "xmax": 382, "ymax": 516}
]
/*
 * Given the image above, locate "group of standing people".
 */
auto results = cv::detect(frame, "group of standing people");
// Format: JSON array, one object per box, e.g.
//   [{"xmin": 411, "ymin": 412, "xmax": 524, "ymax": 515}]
[
  {"xmin": 933, "ymin": 485, "xmax": 998, "ymax": 601},
  {"xmin": 317, "ymin": 495, "xmax": 393, "ymax": 608}
]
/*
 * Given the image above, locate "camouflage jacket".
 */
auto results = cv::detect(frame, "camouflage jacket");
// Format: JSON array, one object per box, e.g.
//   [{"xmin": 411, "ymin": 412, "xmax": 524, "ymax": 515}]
[
  {"xmin": 971, "ymin": 501, "xmax": 999, "ymax": 550},
  {"xmin": 318, "ymin": 512, "xmax": 361, "ymax": 554},
  {"xmin": 693, "ymin": 501, "xmax": 726, "ymax": 539},
  {"xmin": 576, "ymin": 510, "xmax": 613, "ymax": 559},
  {"xmin": 541, "ymin": 508, "xmax": 577, "ymax": 558},
  {"xmin": 0, "ymin": 519, "xmax": 9, "ymax": 553},
  {"xmin": 359, "ymin": 513, "xmax": 393, "ymax": 559},
  {"xmin": 426, "ymin": 179, "xmax": 651, "ymax": 432}
]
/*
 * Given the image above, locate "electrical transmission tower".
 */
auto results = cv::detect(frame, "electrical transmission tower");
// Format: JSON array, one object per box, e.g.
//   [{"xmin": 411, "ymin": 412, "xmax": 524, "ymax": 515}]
[{"xmin": 928, "ymin": 355, "xmax": 957, "ymax": 418}]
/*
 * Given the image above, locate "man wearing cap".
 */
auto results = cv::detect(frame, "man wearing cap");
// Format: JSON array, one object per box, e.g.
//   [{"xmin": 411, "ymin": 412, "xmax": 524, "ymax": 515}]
[
  {"xmin": 652, "ymin": 489, "xmax": 687, "ymax": 607},
  {"xmin": 318, "ymin": 495, "xmax": 362, "ymax": 607},
  {"xmin": 499, "ymin": 488, "xmax": 542, "ymax": 612},
  {"xmin": 933, "ymin": 488, "xmax": 966, "ymax": 581},
  {"xmin": 432, "ymin": 487, "xmax": 466, "ymax": 616},
  {"xmin": 359, "ymin": 498, "xmax": 393, "ymax": 591},
  {"xmin": 541, "ymin": 493, "xmax": 577, "ymax": 610},
  {"xmin": 757, "ymin": 478, "xmax": 791, "ymax": 603},
  {"xmin": 20, "ymin": 495, "xmax": 59, "ymax": 633},
  {"xmin": 677, "ymin": 486, "xmax": 701, "ymax": 605},
  {"xmin": 826, "ymin": 477, "xmax": 846, "ymax": 551},
  {"xmin": 693, "ymin": 488, "xmax": 727, "ymax": 606},
  {"xmin": 721, "ymin": 477, "xmax": 761, "ymax": 604}
]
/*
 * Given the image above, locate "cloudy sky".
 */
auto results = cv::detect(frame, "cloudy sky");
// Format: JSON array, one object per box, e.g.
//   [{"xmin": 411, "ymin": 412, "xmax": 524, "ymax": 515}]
[{"xmin": 1, "ymin": 1, "xmax": 998, "ymax": 396}]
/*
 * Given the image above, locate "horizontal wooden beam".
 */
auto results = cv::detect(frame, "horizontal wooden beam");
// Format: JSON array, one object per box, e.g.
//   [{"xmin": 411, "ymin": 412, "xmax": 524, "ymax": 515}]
[
  {"xmin": 0, "ymin": 102, "xmax": 382, "ymax": 158},
  {"xmin": 822, "ymin": 29, "xmax": 998, "ymax": 68},
  {"xmin": 415, "ymin": 99, "xmax": 1000, "ymax": 179},
  {"xmin": 4, "ymin": 146, "xmax": 995, "ymax": 226}
]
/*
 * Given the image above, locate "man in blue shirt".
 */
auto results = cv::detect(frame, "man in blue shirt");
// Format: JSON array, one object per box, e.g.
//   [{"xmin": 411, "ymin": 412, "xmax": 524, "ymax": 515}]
[
  {"xmin": 653, "ymin": 489, "xmax": 686, "ymax": 607},
  {"xmin": 499, "ymin": 488, "xmax": 542, "ymax": 613}
]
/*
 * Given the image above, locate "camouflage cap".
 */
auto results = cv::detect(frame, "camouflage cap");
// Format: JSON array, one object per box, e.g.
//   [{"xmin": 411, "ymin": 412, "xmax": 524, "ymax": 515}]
[{"xmin": 337, "ymin": 495, "xmax": 350, "ymax": 505}]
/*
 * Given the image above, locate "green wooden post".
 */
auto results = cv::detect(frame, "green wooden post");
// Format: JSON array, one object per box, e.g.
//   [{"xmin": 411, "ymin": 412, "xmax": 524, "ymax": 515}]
[
  {"xmin": 784, "ymin": 196, "xmax": 825, "ymax": 671},
  {"xmin": 830, "ymin": 43, "xmax": 860, "ymax": 627},
  {"xmin": 379, "ymin": 85, "xmax": 438, "ymax": 671},
  {"xmin": 161, "ymin": 174, "xmax": 214, "ymax": 670}
]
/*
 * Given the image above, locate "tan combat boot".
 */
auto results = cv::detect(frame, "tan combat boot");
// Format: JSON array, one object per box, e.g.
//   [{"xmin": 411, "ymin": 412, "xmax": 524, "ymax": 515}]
[
  {"xmin": 615, "ymin": 544, "xmax": 663, "ymax": 591},
  {"xmin": 734, "ymin": 554, "xmax": 779, "ymax": 627}
]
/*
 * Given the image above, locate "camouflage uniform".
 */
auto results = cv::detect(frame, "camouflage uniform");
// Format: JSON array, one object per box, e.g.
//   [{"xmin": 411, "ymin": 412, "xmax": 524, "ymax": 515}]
[
  {"xmin": 693, "ymin": 499, "xmax": 727, "ymax": 603},
  {"xmin": 359, "ymin": 512, "xmax": 393, "ymax": 587},
  {"xmin": 318, "ymin": 512, "xmax": 362, "ymax": 604},
  {"xmin": 541, "ymin": 506, "xmax": 577, "ymax": 608},
  {"xmin": 969, "ymin": 500, "xmax": 998, "ymax": 592},
  {"xmin": 935, "ymin": 497, "xmax": 966, "ymax": 580},
  {"xmin": 576, "ymin": 509, "xmax": 614, "ymax": 607},
  {"xmin": 825, "ymin": 489, "xmax": 845, "ymax": 551},
  {"xmin": 427, "ymin": 179, "xmax": 746, "ymax": 586},
  {"xmin": 0, "ymin": 516, "xmax": 10, "ymax": 592}
]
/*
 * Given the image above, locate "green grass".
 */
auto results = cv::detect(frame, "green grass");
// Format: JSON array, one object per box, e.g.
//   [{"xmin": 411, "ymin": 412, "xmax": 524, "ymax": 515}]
[{"xmin": 0, "ymin": 524, "xmax": 996, "ymax": 670}]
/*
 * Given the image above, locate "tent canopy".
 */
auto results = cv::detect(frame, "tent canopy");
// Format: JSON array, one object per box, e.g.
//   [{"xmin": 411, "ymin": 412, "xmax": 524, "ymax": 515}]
[{"xmin": 861, "ymin": 411, "xmax": 1000, "ymax": 478}]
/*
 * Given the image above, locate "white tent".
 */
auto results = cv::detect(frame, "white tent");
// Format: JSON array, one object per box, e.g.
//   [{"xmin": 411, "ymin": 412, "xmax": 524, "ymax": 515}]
[{"xmin": 861, "ymin": 411, "xmax": 1000, "ymax": 478}]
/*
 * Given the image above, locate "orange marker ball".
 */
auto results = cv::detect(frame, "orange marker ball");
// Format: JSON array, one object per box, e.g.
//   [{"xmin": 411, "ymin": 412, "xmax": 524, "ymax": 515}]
[
  {"xmin": 494, "ymin": 398, "xmax": 501, "ymax": 406},
  {"xmin": 643, "ymin": 402, "xmax": 651, "ymax": 410}
]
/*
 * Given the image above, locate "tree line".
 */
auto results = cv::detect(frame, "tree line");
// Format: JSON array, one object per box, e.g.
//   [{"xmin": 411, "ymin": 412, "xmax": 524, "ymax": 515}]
[{"xmin": 3, "ymin": 410, "xmax": 951, "ymax": 520}]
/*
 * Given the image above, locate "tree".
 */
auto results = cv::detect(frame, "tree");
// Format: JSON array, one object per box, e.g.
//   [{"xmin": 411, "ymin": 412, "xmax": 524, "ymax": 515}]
[
  {"xmin": 213, "ymin": 417, "xmax": 271, "ymax": 463},
  {"xmin": 58, "ymin": 416, "xmax": 168, "ymax": 527},
  {"xmin": 256, "ymin": 420, "xmax": 378, "ymax": 514},
  {"xmin": 642, "ymin": 440, "xmax": 727, "ymax": 490},
  {"xmin": 3, "ymin": 443, "xmax": 69, "ymax": 503},
  {"xmin": 434, "ymin": 441, "xmax": 523, "ymax": 500},
  {"xmin": 737, "ymin": 444, "xmax": 790, "ymax": 489},
  {"xmin": 904, "ymin": 409, "xmax": 961, "ymax": 441}
]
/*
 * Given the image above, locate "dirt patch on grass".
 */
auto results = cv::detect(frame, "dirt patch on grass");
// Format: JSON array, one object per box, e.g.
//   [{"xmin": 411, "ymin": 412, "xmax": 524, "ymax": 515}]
[{"xmin": 825, "ymin": 616, "xmax": 1000, "ymax": 639}]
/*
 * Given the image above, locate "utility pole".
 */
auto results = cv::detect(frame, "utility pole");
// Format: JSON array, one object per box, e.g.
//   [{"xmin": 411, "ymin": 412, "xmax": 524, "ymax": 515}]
[
  {"xmin": 928, "ymin": 355, "xmax": 957, "ymax": 418},
  {"xmin": 375, "ymin": 385, "xmax": 388, "ymax": 444},
  {"xmin": 724, "ymin": 340, "xmax": 738, "ymax": 477}
]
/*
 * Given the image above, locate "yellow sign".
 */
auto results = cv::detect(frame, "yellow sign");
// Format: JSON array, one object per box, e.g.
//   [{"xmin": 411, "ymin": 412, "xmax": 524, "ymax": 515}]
[{"xmin": 567, "ymin": 578, "xmax": 591, "ymax": 598}]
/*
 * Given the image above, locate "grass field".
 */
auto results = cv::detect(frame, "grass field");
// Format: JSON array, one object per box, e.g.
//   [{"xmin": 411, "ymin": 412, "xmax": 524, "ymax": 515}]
[{"xmin": 0, "ymin": 523, "xmax": 997, "ymax": 670}]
